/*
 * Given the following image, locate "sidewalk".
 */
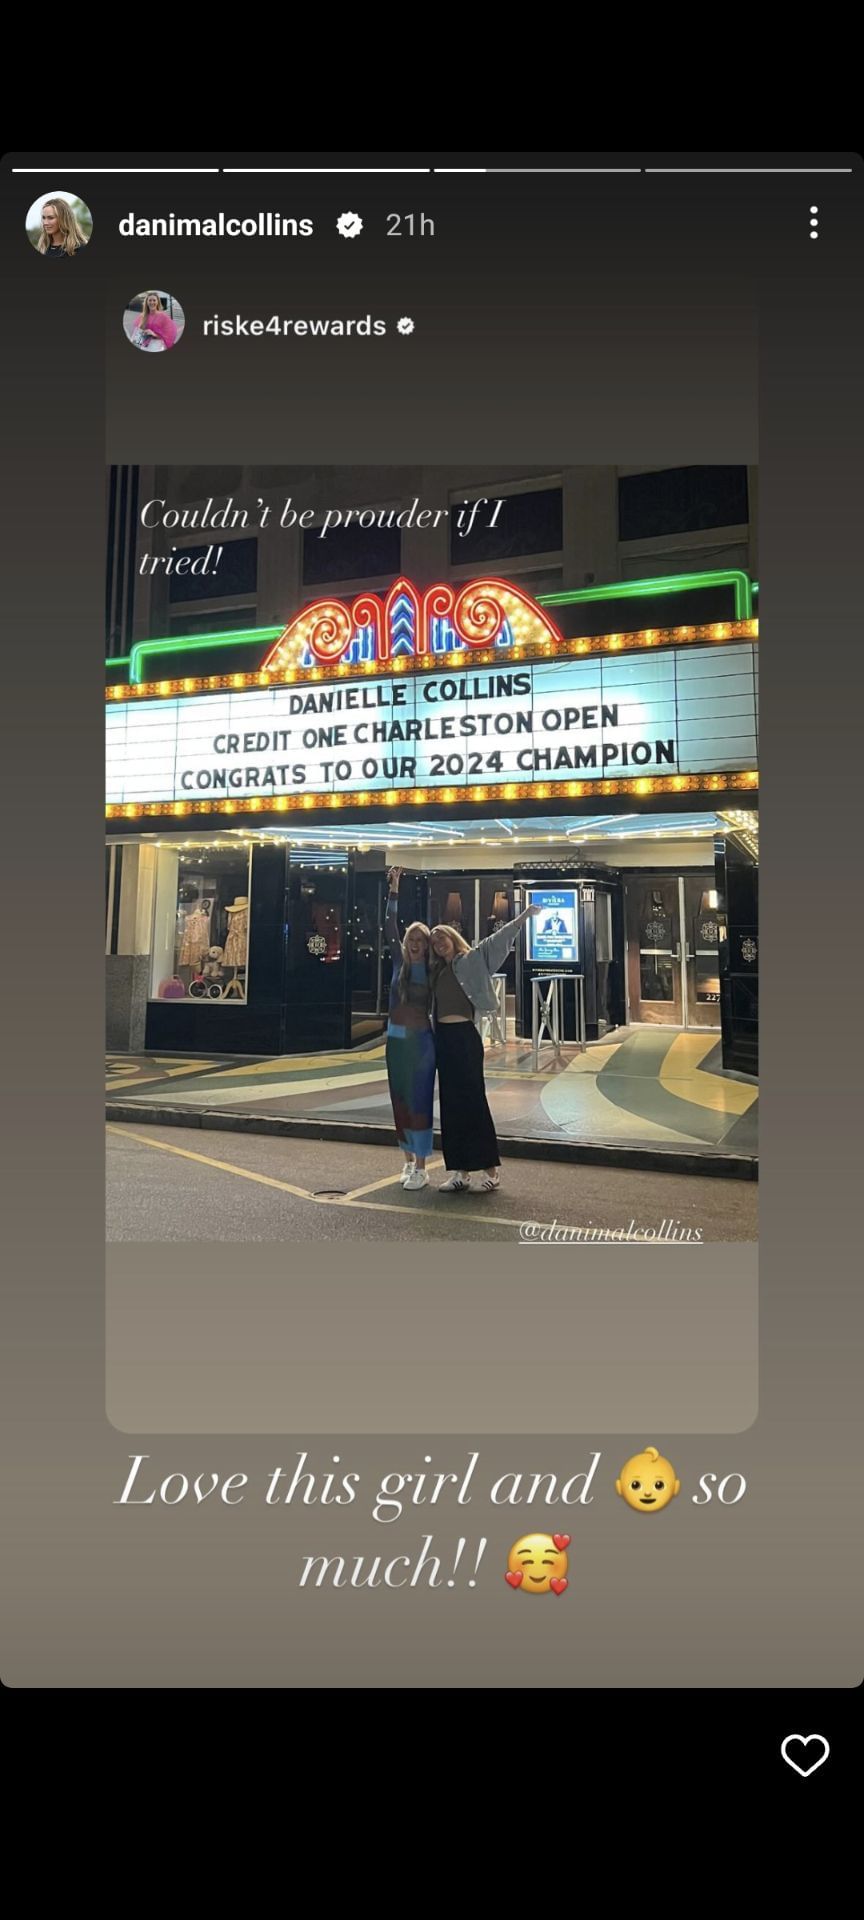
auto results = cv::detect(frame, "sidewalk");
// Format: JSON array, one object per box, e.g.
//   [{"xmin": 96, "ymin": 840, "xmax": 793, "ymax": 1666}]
[{"xmin": 106, "ymin": 1027, "xmax": 758, "ymax": 1179}]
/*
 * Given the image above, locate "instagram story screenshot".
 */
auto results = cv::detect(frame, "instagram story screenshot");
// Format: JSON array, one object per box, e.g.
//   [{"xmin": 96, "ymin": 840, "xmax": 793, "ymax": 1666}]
[{"xmin": 2, "ymin": 152, "xmax": 861, "ymax": 1768}]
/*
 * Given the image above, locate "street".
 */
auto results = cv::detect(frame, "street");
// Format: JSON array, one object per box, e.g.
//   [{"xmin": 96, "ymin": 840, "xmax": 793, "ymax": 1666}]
[{"xmin": 107, "ymin": 1123, "xmax": 758, "ymax": 1243}]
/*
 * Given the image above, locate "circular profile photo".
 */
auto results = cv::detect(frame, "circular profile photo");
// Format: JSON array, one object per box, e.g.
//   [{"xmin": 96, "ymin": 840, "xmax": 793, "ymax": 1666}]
[
  {"xmin": 26, "ymin": 190, "xmax": 93, "ymax": 258},
  {"xmin": 123, "ymin": 290, "xmax": 185, "ymax": 354}
]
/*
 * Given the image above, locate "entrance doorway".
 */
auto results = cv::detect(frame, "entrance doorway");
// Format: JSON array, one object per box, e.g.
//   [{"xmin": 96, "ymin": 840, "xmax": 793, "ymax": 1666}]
[
  {"xmin": 624, "ymin": 872, "xmax": 720, "ymax": 1029},
  {"xmin": 351, "ymin": 870, "xmax": 387, "ymax": 1040}
]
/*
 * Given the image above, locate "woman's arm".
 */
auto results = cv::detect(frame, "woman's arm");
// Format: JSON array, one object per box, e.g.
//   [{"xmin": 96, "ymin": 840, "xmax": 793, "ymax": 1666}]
[
  {"xmin": 472, "ymin": 904, "xmax": 540, "ymax": 973},
  {"xmin": 383, "ymin": 866, "xmax": 404, "ymax": 964}
]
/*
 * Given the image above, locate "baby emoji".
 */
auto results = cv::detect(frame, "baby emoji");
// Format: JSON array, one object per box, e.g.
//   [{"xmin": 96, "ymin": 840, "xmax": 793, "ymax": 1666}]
[{"xmin": 616, "ymin": 1445, "xmax": 680, "ymax": 1513}]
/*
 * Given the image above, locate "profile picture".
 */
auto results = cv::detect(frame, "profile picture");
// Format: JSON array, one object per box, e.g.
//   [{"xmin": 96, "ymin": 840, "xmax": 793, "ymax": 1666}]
[
  {"xmin": 124, "ymin": 290, "xmax": 185, "ymax": 354},
  {"xmin": 26, "ymin": 191, "xmax": 93, "ymax": 258}
]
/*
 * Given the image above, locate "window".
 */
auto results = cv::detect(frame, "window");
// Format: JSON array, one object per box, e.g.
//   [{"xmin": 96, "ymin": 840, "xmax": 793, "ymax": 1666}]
[
  {"xmin": 150, "ymin": 845, "xmax": 251, "ymax": 1003},
  {"xmin": 618, "ymin": 466, "xmax": 749, "ymax": 542},
  {"xmin": 449, "ymin": 487, "xmax": 563, "ymax": 566},
  {"xmin": 168, "ymin": 536, "xmax": 258, "ymax": 603},
  {"xmin": 303, "ymin": 523, "xmax": 401, "ymax": 585}
]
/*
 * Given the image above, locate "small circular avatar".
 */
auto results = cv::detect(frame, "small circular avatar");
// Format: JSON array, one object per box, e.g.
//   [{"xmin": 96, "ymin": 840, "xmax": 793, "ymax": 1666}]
[
  {"xmin": 616, "ymin": 1446, "xmax": 680, "ymax": 1513},
  {"xmin": 506, "ymin": 1533, "xmax": 569, "ymax": 1594}
]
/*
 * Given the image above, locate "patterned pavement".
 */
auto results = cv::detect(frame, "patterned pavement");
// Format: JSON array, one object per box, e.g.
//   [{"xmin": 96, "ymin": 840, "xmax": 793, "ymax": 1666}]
[{"xmin": 106, "ymin": 1027, "xmax": 757, "ymax": 1158}]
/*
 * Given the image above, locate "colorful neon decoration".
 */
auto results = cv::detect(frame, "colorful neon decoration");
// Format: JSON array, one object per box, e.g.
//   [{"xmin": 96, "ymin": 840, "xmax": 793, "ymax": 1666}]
[
  {"xmin": 262, "ymin": 577, "xmax": 567, "ymax": 673},
  {"xmin": 116, "ymin": 571, "xmax": 756, "ymax": 683},
  {"xmin": 106, "ymin": 620, "xmax": 758, "ymax": 706}
]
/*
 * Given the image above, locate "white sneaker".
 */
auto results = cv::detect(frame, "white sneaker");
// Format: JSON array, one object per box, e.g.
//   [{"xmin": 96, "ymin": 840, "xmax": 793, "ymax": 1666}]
[
  {"xmin": 478, "ymin": 1170, "xmax": 500, "ymax": 1192},
  {"xmin": 400, "ymin": 1159, "xmax": 415, "ymax": 1184},
  {"xmin": 403, "ymin": 1167, "xmax": 429, "ymax": 1191},
  {"xmin": 439, "ymin": 1171, "xmax": 471, "ymax": 1192}
]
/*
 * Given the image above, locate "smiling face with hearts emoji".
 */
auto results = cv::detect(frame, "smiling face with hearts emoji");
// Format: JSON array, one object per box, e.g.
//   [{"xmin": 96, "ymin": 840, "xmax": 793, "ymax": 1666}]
[{"xmin": 506, "ymin": 1533, "xmax": 570, "ymax": 1595}]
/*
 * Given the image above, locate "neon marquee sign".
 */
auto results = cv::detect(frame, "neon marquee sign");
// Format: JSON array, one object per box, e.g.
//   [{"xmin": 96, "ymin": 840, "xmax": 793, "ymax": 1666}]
[{"xmin": 262, "ymin": 577, "xmax": 566, "ymax": 674}]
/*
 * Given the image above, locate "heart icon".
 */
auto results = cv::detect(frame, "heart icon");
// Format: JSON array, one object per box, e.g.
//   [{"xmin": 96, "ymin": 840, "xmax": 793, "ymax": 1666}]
[
  {"xmin": 780, "ymin": 1734, "xmax": 830, "ymax": 1778},
  {"xmin": 552, "ymin": 1534, "xmax": 571, "ymax": 1552},
  {"xmin": 550, "ymin": 1577, "xmax": 568, "ymax": 1596},
  {"xmin": 505, "ymin": 1570, "xmax": 523, "ymax": 1588}
]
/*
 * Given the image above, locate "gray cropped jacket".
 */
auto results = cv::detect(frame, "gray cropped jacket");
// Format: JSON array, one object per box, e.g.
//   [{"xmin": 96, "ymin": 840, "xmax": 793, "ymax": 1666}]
[{"xmin": 449, "ymin": 911, "xmax": 531, "ymax": 1014}]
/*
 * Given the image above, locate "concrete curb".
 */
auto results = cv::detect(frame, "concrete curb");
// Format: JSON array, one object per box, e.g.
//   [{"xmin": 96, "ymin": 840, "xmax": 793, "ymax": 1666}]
[{"xmin": 106, "ymin": 1101, "xmax": 758, "ymax": 1182}]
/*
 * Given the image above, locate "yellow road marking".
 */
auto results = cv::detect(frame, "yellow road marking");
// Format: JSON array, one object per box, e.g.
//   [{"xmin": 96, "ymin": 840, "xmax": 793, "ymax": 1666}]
[
  {"xmin": 325, "ymin": 1197, "xmax": 543, "ymax": 1229},
  {"xmin": 660, "ymin": 1033, "xmax": 757, "ymax": 1115},
  {"xmin": 107, "ymin": 1125, "xmax": 315, "ymax": 1201},
  {"xmin": 342, "ymin": 1200, "xmax": 698, "ymax": 1236},
  {"xmin": 342, "ymin": 1158, "xmax": 444, "ymax": 1199},
  {"xmin": 107, "ymin": 1126, "xmax": 626, "ymax": 1235}
]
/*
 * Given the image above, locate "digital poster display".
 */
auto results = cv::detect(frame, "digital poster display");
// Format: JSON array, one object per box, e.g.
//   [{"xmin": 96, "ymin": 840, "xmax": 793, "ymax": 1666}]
[{"xmin": 526, "ymin": 887, "xmax": 579, "ymax": 965}]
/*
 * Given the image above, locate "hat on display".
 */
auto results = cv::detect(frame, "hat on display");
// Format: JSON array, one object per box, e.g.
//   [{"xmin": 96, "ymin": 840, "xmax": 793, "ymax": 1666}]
[{"xmin": 225, "ymin": 896, "xmax": 249, "ymax": 912}]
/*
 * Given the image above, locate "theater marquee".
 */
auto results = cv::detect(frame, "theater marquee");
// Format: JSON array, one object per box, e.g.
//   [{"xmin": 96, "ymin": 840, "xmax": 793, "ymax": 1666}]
[
  {"xmin": 106, "ymin": 577, "xmax": 758, "ymax": 817},
  {"xmin": 106, "ymin": 643, "xmax": 758, "ymax": 809}
]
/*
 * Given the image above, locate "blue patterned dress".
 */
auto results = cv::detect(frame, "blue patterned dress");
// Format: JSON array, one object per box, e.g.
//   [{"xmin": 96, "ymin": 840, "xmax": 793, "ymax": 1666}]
[{"xmin": 384, "ymin": 895, "xmax": 435, "ymax": 1158}]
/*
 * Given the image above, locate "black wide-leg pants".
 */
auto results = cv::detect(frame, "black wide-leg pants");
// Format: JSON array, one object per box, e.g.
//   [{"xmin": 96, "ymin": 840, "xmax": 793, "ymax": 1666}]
[{"xmin": 435, "ymin": 1022, "xmax": 500, "ymax": 1171}]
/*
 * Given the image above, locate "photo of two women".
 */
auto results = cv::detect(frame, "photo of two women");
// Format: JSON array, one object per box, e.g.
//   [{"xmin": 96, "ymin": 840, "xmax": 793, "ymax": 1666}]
[{"xmin": 384, "ymin": 866, "xmax": 540, "ymax": 1192}]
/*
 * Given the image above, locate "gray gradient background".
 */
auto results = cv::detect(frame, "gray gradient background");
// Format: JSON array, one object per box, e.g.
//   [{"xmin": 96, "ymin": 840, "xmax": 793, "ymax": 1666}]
[
  {"xmin": 2, "ymin": 152, "xmax": 861, "ymax": 1689},
  {"xmin": 107, "ymin": 1249, "xmax": 758, "ymax": 1434}
]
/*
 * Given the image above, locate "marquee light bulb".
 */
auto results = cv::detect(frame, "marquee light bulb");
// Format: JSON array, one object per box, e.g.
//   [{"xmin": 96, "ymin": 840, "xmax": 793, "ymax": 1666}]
[{"xmin": 107, "ymin": 616, "xmax": 756, "ymax": 701}]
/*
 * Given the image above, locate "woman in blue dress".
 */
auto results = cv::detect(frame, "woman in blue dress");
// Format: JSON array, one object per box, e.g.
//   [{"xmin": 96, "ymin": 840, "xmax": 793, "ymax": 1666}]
[{"xmin": 384, "ymin": 866, "xmax": 435, "ymax": 1191}]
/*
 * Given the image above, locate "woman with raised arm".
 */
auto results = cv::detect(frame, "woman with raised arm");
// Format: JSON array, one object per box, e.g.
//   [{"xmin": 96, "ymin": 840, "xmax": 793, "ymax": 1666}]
[
  {"xmin": 429, "ymin": 902, "xmax": 540, "ymax": 1193},
  {"xmin": 383, "ymin": 867, "xmax": 435, "ymax": 1191}
]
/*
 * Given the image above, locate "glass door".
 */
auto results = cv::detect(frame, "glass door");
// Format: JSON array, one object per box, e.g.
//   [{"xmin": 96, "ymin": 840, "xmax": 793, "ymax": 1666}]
[
  {"xmin": 285, "ymin": 855, "xmax": 351, "ymax": 1052},
  {"xmin": 351, "ymin": 870, "xmax": 388, "ymax": 1041},
  {"xmin": 682, "ymin": 875, "xmax": 721, "ymax": 1030},
  {"xmin": 624, "ymin": 872, "xmax": 720, "ymax": 1029},
  {"xmin": 625, "ymin": 877, "xmax": 683, "ymax": 1025}
]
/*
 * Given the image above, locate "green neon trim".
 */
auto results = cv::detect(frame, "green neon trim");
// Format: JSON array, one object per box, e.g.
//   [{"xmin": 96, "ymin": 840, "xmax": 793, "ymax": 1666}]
[
  {"xmin": 105, "ymin": 654, "xmax": 131, "ymax": 668},
  {"xmin": 118, "ymin": 572, "xmax": 755, "ymax": 683},
  {"xmin": 128, "ymin": 625, "xmax": 283, "ymax": 683},
  {"xmin": 538, "ymin": 570, "xmax": 753, "ymax": 621}
]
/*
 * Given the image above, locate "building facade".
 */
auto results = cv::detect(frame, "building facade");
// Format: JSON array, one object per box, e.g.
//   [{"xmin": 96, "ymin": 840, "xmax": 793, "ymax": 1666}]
[{"xmin": 106, "ymin": 465, "xmax": 759, "ymax": 1073}]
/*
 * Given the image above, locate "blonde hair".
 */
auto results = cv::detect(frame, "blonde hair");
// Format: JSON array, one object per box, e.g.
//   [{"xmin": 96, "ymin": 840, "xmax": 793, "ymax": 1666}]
[
  {"xmin": 140, "ymin": 291, "xmax": 165, "ymax": 317},
  {"xmin": 38, "ymin": 198, "xmax": 87, "ymax": 256},
  {"xmin": 429, "ymin": 922, "xmax": 471, "ymax": 988},
  {"xmin": 396, "ymin": 922, "xmax": 431, "ymax": 1003}
]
